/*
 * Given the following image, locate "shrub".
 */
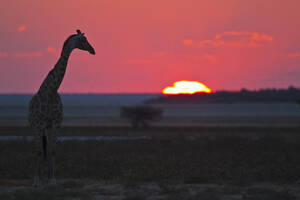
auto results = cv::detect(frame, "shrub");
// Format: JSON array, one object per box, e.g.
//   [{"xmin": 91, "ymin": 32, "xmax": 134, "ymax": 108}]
[{"xmin": 120, "ymin": 105, "xmax": 163, "ymax": 128}]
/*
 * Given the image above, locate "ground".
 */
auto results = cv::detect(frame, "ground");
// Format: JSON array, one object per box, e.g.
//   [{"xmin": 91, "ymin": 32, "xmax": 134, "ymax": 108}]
[
  {"xmin": 0, "ymin": 179, "xmax": 300, "ymax": 200},
  {"xmin": 0, "ymin": 125, "xmax": 300, "ymax": 199}
]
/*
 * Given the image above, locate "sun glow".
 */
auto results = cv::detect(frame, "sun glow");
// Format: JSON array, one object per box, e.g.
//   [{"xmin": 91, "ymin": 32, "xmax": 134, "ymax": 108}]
[{"xmin": 162, "ymin": 80, "xmax": 212, "ymax": 95}]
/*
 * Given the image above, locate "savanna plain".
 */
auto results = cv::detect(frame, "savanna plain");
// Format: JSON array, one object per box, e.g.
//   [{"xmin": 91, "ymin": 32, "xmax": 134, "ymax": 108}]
[{"xmin": 0, "ymin": 104, "xmax": 300, "ymax": 200}]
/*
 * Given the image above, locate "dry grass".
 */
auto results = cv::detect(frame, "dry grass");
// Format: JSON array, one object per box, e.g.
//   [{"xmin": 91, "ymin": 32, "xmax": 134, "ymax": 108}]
[
  {"xmin": 0, "ymin": 132, "xmax": 300, "ymax": 183},
  {"xmin": 0, "ymin": 180, "xmax": 299, "ymax": 200},
  {"xmin": 1, "ymin": 125, "xmax": 300, "ymax": 199}
]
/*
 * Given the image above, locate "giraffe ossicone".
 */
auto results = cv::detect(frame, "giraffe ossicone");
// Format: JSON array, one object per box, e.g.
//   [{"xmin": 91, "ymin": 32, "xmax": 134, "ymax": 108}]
[{"xmin": 28, "ymin": 30, "xmax": 95, "ymax": 187}]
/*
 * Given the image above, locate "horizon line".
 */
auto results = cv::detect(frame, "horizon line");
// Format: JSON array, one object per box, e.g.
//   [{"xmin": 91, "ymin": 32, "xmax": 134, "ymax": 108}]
[
  {"xmin": 0, "ymin": 86, "xmax": 299, "ymax": 95},
  {"xmin": 0, "ymin": 92, "xmax": 162, "ymax": 95}
]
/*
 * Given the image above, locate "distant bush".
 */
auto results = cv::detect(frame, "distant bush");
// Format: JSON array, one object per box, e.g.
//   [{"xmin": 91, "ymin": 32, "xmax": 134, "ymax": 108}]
[{"xmin": 120, "ymin": 105, "xmax": 163, "ymax": 128}]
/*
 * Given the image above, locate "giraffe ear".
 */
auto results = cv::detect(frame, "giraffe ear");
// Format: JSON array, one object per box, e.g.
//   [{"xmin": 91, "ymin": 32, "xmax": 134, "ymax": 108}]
[{"xmin": 76, "ymin": 30, "xmax": 82, "ymax": 34}]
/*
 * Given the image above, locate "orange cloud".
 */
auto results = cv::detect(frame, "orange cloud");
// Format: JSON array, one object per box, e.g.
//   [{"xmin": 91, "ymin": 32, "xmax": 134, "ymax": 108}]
[
  {"xmin": 215, "ymin": 31, "xmax": 273, "ymax": 45},
  {"xmin": 0, "ymin": 52, "xmax": 8, "ymax": 58},
  {"xmin": 250, "ymin": 32, "xmax": 273, "ymax": 42},
  {"xmin": 182, "ymin": 39, "xmax": 194, "ymax": 46},
  {"xmin": 17, "ymin": 25, "xmax": 27, "ymax": 32},
  {"xmin": 14, "ymin": 51, "xmax": 42, "ymax": 58},
  {"xmin": 202, "ymin": 54, "xmax": 216, "ymax": 63},
  {"xmin": 47, "ymin": 46, "xmax": 58, "ymax": 55},
  {"xmin": 283, "ymin": 52, "xmax": 300, "ymax": 59},
  {"xmin": 184, "ymin": 31, "xmax": 274, "ymax": 48}
]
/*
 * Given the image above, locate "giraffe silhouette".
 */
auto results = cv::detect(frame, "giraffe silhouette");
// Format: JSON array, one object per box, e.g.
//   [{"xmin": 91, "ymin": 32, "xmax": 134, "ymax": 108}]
[{"xmin": 28, "ymin": 30, "xmax": 95, "ymax": 187}]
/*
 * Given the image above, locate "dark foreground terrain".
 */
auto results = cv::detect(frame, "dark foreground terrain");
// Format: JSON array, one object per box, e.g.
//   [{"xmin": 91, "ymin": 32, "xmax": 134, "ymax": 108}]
[
  {"xmin": 0, "ymin": 180, "xmax": 299, "ymax": 200},
  {"xmin": 0, "ymin": 126, "xmax": 300, "ymax": 199}
]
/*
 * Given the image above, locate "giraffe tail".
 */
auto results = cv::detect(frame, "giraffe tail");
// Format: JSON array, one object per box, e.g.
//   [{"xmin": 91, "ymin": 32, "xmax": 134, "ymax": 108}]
[{"xmin": 42, "ymin": 135, "xmax": 47, "ymax": 159}]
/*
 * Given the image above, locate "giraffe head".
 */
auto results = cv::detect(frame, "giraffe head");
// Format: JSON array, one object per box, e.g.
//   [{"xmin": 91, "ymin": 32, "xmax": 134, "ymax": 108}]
[
  {"xmin": 64, "ymin": 30, "xmax": 95, "ymax": 55},
  {"xmin": 74, "ymin": 30, "xmax": 95, "ymax": 55}
]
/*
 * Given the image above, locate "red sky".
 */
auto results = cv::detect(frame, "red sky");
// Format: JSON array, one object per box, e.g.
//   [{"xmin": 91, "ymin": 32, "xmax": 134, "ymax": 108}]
[{"xmin": 1, "ymin": 0, "xmax": 300, "ymax": 93}]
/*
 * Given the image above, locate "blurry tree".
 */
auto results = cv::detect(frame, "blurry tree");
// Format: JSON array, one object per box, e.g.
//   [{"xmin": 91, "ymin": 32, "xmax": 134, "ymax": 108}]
[{"xmin": 120, "ymin": 105, "xmax": 163, "ymax": 128}]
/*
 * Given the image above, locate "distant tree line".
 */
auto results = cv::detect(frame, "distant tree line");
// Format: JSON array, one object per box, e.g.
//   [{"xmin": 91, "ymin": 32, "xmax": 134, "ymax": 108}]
[{"xmin": 144, "ymin": 87, "xmax": 300, "ymax": 104}]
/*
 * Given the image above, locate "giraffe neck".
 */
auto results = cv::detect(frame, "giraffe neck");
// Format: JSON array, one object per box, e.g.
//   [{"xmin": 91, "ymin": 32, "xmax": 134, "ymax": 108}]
[{"xmin": 38, "ymin": 44, "xmax": 74, "ymax": 94}]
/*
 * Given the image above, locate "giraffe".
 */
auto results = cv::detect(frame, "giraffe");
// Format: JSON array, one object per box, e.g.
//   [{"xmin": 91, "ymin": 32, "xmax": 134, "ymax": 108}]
[{"xmin": 28, "ymin": 30, "xmax": 95, "ymax": 187}]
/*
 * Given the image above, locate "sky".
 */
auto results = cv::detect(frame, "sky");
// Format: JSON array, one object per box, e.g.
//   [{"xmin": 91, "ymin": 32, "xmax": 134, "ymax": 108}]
[{"xmin": 0, "ymin": 0, "xmax": 300, "ymax": 93}]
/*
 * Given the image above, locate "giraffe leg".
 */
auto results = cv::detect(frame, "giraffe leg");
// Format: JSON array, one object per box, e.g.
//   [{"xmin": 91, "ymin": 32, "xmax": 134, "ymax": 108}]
[
  {"xmin": 48, "ymin": 128, "xmax": 56, "ymax": 186},
  {"xmin": 33, "ymin": 132, "xmax": 42, "ymax": 188}
]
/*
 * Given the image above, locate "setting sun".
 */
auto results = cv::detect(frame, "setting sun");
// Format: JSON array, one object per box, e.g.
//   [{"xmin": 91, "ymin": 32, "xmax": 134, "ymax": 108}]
[{"xmin": 162, "ymin": 81, "xmax": 213, "ymax": 95}]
